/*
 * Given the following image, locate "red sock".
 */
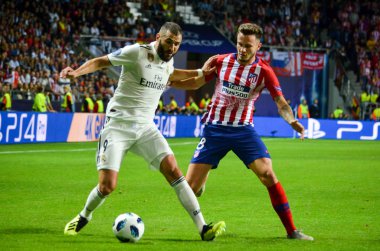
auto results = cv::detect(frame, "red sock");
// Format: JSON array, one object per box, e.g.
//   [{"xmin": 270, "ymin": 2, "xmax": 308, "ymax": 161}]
[{"xmin": 267, "ymin": 182, "xmax": 296, "ymax": 235}]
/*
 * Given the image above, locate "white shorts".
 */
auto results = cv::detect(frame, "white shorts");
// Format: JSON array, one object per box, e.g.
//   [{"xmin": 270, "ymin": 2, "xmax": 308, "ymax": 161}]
[{"xmin": 96, "ymin": 118, "xmax": 173, "ymax": 172}]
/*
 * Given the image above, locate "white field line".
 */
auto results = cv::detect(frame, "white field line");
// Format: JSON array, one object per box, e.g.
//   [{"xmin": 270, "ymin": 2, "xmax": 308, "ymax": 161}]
[{"xmin": 0, "ymin": 141, "xmax": 198, "ymax": 155}]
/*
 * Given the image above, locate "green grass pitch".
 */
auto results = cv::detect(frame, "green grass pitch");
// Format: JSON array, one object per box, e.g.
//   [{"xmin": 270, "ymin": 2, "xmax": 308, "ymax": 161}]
[{"xmin": 0, "ymin": 138, "xmax": 379, "ymax": 250}]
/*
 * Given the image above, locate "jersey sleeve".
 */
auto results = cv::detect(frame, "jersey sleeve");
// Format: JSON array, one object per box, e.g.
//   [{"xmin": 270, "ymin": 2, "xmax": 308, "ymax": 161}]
[
  {"xmin": 263, "ymin": 64, "xmax": 283, "ymax": 99},
  {"xmin": 107, "ymin": 43, "xmax": 140, "ymax": 67}
]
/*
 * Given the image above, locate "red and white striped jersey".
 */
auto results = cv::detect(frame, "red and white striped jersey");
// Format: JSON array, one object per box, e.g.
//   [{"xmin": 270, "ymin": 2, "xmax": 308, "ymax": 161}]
[{"xmin": 201, "ymin": 53, "xmax": 283, "ymax": 126}]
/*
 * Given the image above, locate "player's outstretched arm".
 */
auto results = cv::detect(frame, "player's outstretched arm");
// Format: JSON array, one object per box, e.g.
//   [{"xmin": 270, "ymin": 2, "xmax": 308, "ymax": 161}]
[
  {"xmin": 275, "ymin": 96, "xmax": 305, "ymax": 140},
  {"xmin": 169, "ymin": 55, "xmax": 217, "ymax": 90},
  {"xmin": 60, "ymin": 55, "xmax": 111, "ymax": 80},
  {"xmin": 169, "ymin": 75, "xmax": 206, "ymax": 90},
  {"xmin": 169, "ymin": 55, "xmax": 218, "ymax": 81}
]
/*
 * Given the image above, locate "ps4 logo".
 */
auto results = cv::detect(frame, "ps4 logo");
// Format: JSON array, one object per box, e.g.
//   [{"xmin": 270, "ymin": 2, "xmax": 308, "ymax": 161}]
[
  {"xmin": 337, "ymin": 121, "xmax": 379, "ymax": 140},
  {"xmin": 303, "ymin": 119, "xmax": 379, "ymax": 140},
  {"xmin": 304, "ymin": 118, "xmax": 326, "ymax": 139}
]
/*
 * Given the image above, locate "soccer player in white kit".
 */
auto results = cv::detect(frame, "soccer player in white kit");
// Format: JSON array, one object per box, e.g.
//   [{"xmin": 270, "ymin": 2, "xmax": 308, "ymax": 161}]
[{"xmin": 60, "ymin": 22, "xmax": 225, "ymax": 241}]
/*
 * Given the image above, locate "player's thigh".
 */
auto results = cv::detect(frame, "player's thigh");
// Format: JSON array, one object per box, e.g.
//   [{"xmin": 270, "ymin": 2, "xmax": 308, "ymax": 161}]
[
  {"xmin": 130, "ymin": 124, "xmax": 173, "ymax": 170},
  {"xmin": 96, "ymin": 120, "xmax": 134, "ymax": 172},
  {"xmin": 190, "ymin": 136, "xmax": 230, "ymax": 168},
  {"xmin": 232, "ymin": 127, "xmax": 271, "ymax": 167}
]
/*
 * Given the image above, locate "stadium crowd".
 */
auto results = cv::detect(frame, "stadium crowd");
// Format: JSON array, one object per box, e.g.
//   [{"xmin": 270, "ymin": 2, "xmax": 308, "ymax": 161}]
[
  {"xmin": 0, "ymin": 0, "xmax": 379, "ymax": 120},
  {"xmin": 191, "ymin": 0, "xmax": 380, "ymax": 93}
]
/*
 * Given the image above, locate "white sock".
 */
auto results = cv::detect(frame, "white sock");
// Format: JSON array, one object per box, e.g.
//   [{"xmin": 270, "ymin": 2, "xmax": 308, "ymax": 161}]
[
  {"xmin": 79, "ymin": 185, "xmax": 106, "ymax": 221},
  {"xmin": 171, "ymin": 176, "xmax": 206, "ymax": 233}
]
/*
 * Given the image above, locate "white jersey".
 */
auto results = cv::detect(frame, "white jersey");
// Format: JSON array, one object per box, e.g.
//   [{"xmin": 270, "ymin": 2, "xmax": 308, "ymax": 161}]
[{"xmin": 106, "ymin": 42, "xmax": 174, "ymax": 122}]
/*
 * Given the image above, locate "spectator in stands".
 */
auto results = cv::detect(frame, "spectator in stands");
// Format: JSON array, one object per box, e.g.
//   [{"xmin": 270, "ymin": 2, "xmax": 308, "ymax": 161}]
[
  {"xmin": 32, "ymin": 85, "xmax": 47, "ymax": 112},
  {"xmin": 44, "ymin": 89, "xmax": 56, "ymax": 112},
  {"xmin": 361, "ymin": 89, "xmax": 371, "ymax": 103},
  {"xmin": 297, "ymin": 99, "xmax": 310, "ymax": 119},
  {"xmin": 309, "ymin": 98, "xmax": 320, "ymax": 118},
  {"xmin": 185, "ymin": 96, "xmax": 199, "ymax": 115},
  {"xmin": 333, "ymin": 105, "xmax": 344, "ymax": 119},
  {"xmin": 372, "ymin": 106, "xmax": 380, "ymax": 121},
  {"xmin": 1, "ymin": 84, "xmax": 12, "ymax": 111},
  {"xmin": 146, "ymin": 23, "xmax": 156, "ymax": 42},
  {"xmin": 199, "ymin": 93, "xmax": 211, "ymax": 112},
  {"xmin": 370, "ymin": 90, "xmax": 379, "ymax": 105},
  {"xmin": 360, "ymin": 55, "xmax": 372, "ymax": 91},
  {"xmin": 350, "ymin": 94, "xmax": 360, "ymax": 120},
  {"xmin": 61, "ymin": 85, "xmax": 73, "ymax": 112},
  {"xmin": 93, "ymin": 93, "xmax": 104, "ymax": 113},
  {"xmin": 167, "ymin": 95, "xmax": 179, "ymax": 114},
  {"xmin": 360, "ymin": 89, "xmax": 371, "ymax": 119},
  {"xmin": 156, "ymin": 96, "xmax": 165, "ymax": 114},
  {"xmin": 197, "ymin": 0, "xmax": 215, "ymax": 24},
  {"xmin": 81, "ymin": 91, "xmax": 94, "ymax": 113}
]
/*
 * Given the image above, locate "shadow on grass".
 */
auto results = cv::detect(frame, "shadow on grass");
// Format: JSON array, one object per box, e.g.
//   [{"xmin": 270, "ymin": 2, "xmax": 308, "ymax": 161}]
[{"xmin": 0, "ymin": 227, "xmax": 59, "ymax": 235}]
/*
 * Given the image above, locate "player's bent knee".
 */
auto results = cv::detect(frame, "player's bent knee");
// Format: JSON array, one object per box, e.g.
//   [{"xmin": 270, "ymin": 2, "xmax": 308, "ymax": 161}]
[
  {"xmin": 258, "ymin": 170, "xmax": 277, "ymax": 187},
  {"xmin": 98, "ymin": 182, "xmax": 117, "ymax": 195}
]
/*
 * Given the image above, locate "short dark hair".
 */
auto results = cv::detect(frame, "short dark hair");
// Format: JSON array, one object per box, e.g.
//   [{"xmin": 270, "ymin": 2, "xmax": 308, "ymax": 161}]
[
  {"xmin": 36, "ymin": 85, "xmax": 43, "ymax": 93},
  {"xmin": 159, "ymin": 22, "xmax": 182, "ymax": 36},
  {"xmin": 238, "ymin": 23, "xmax": 263, "ymax": 39}
]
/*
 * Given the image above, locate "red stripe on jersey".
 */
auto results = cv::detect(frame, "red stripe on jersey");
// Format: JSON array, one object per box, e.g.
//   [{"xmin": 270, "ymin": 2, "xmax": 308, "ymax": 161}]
[
  {"xmin": 203, "ymin": 95, "xmax": 220, "ymax": 123},
  {"xmin": 218, "ymin": 98, "xmax": 227, "ymax": 122},
  {"xmin": 223, "ymin": 56, "xmax": 235, "ymax": 82},
  {"xmin": 233, "ymin": 62, "xmax": 245, "ymax": 86},
  {"xmin": 228, "ymin": 97, "xmax": 238, "ymax": 123},
  {"xmin": 248, "ymin": 99, "xmax": 254, "ymax": 123},
  {"xmin": 239, "ymin": 100, "xmax": 250, "ymax": 124},
  {"xmin": 227, "ymin": 63, "xmax": 246, "ymax": 123},
  {"xmin": 217, "ymin": 56, "xmax": 235, "ymax": 123},
  {"xmin": 238, "ymin": 63, "xmax": 259, "ymax": 124}
]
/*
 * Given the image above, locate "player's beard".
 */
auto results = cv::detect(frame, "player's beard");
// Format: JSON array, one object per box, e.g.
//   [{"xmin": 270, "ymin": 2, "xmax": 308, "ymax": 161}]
[
  {"xmin": 238, "ymin": 53, "xmax": 254, "ymax": 64},
  {"xmin": 157, "ymin": 41, "xmax": 175, "ymax": 62}
]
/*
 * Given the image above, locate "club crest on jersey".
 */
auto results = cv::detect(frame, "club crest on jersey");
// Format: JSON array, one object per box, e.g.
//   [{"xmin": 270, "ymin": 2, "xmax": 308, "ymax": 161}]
[
  {"xmin": 147, "ymin": 53, "xmax": 154, "ymax": 62},
  {"xmin": 248, "ymin": 73, "xmax": 258, "ymax": 85}
]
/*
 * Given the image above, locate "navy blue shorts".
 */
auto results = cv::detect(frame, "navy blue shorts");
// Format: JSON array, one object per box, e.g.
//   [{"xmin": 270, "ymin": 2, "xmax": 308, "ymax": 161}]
[{"xmin": 191, "ymin": 124, "xmax": 270, "ymax": 169}]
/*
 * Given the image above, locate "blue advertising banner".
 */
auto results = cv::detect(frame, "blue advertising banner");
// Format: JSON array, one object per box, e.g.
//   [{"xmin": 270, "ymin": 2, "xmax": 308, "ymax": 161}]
[
  {"xmin": 0, "ymin": 112, "xmax": 73, "ymax": 144},
  {"xmin": 180, "ymin": 24, "xmax": 236, "ymax": 54},
  {"xmin": 154, "ymin": 115, "xmax": 379, "ymax": 140},
  {"xmin": 1, "ymin": 112, "xmax": 378, "ymax": 144}
]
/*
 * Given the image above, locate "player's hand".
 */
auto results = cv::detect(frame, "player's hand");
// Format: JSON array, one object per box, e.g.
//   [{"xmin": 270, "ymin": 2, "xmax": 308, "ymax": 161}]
[
  {"xmin": 60, "ymin": 67, "xmax": 76, "ymax": 80},
  {"xmin": 202, "ymin": 55, "xmax": 218, "ymax": 75},
  {"xmin": 290, "ymin": 120, "xmax": 305, "ymax": 140},
  {"xmin": 202, "ymin": 55, "xmax": 218, "ymax": 82}
]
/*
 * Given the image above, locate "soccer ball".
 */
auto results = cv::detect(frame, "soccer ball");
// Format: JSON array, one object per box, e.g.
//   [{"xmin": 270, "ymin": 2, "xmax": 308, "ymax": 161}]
[{"xmin": 112, "ymin": 212, "xmax": 145, "ymax": 243}]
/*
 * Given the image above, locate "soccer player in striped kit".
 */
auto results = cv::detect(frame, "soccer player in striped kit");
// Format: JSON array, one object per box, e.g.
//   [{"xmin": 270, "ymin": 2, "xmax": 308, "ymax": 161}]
[{"xmin": 172, "ymin": 23, "xmax": 313, "ymax": 240}]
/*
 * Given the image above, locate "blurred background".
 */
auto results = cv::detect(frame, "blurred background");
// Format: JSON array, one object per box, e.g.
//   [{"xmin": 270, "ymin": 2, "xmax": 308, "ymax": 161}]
[{"xmin": 0, "ymin": 0, "xmax": 379, "ymax": 143}]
